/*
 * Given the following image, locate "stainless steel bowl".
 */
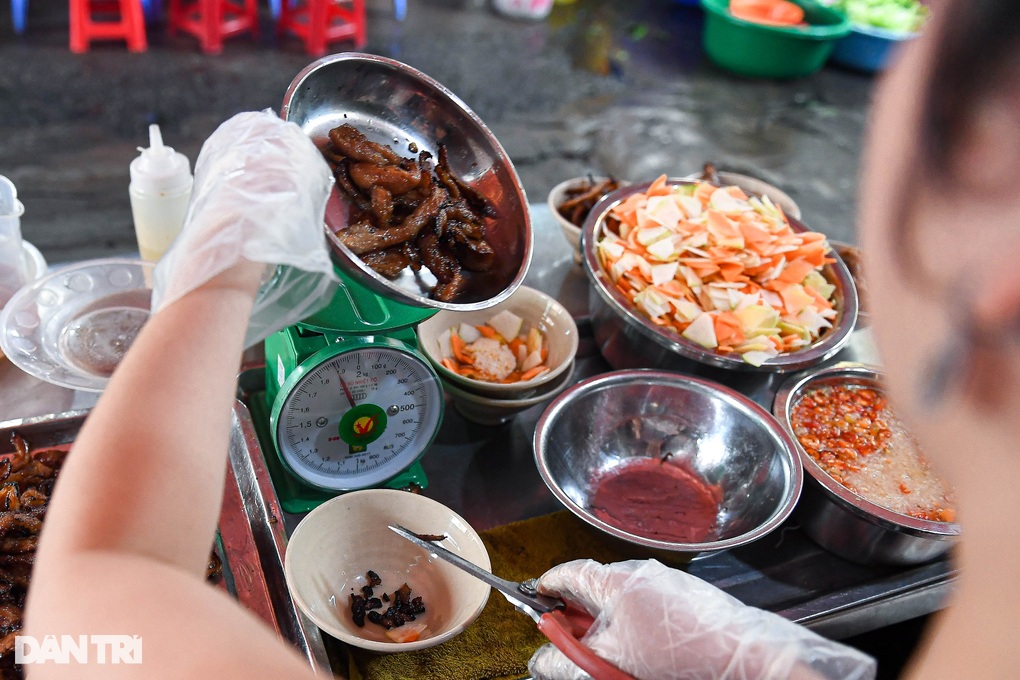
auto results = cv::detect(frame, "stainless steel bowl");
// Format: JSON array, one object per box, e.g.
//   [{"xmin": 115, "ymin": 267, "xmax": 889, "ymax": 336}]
[
  {"xmin": 581, "ymin": 178, "xmax": 858, "ymax": 372},
  {"xmin": 773, "ymin": 363, "xmax": 961, "ymax": 565},
  {"xmin": 534, "ymin": 370, "xmax": 803, "ymax": 561},
  {"xmin": 282, "ymin": 53, "xmax": 532, "ymax": 311}
]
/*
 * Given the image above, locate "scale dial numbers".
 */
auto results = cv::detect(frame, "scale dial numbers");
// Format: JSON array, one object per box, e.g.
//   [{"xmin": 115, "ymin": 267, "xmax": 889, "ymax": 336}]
[{"xmin": 275, "ymin": 346, "xmax": 442, "ymax": 491}]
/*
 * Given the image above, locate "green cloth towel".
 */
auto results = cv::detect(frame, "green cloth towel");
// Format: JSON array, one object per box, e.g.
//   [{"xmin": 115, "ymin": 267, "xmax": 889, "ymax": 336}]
[{"xmin": 347, "ymin": 511, "xmax": 635, "ymax": 680}]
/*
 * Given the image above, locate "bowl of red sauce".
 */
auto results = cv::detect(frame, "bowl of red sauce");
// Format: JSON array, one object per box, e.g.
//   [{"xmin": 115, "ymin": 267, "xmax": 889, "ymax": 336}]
[
  {"xmin": 773, "ymin": 363, "xmax": 961, "ymax": 566},
  {"xmin": 533, "ymin": 370, "xmax": 802, "ymax": 562}
]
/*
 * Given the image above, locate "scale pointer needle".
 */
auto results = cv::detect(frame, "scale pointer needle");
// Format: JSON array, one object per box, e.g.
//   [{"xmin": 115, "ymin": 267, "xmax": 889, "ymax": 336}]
[{"xmin": 337, "ymin": 371, "xmax": 357, "ymax": 408}]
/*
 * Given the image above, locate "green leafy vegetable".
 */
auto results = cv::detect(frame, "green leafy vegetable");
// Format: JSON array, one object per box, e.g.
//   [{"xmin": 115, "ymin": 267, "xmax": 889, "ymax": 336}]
[{"xmin": 832, "ymin": 0, "xmax": 927, "ymax": 33}]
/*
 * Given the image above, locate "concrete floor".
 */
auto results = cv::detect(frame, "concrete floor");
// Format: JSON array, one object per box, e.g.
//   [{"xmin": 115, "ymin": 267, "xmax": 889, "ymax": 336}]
[{"xmin": 0, "ymin": 0, "xmax": 873, "ymax": 264}]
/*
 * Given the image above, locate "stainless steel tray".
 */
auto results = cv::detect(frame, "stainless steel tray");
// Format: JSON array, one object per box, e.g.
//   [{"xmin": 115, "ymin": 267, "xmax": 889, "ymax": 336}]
[{"xmin": 0, "ymin": 404, "xmax": 333, "ymax": 676}]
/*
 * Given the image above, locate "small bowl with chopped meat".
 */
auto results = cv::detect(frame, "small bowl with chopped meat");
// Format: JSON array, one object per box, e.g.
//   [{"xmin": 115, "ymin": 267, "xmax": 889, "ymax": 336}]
[
  {"xmin": 284, "ymin": 489, "xmax": 490, "ymax": 652},
  {"xmin": 773, "ymin": 363, "xmax": 960, "ymax": 565},
  {"xmin": 548, "ymin": 175, "xmax": 627, "ymax": 264},
  {"xmin": 416, "ymin": 285, "xmax": 579, "ymax": 399},
  {"xmin": 534, "ymin": 370, "xmax": 803, "ymax": 562}
]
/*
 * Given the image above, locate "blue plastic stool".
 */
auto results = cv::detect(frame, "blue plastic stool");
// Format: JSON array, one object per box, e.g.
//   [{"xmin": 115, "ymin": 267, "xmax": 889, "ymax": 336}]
[
  {"xmin": 11, "ymin": 0, "xmax": 27, "ymax": 34},
  {"xmin": 141, "ymin": 0, "xmax": 162, "ymax": 21}
]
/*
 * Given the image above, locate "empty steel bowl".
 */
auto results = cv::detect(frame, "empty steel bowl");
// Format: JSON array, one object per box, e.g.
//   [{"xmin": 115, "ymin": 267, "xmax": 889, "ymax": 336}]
[
  {"xmin": 581, "ymin": 178, "xmax": 858, "ymax": 373},
  {"xmin": 773, "ymin": 363, "xmax": 961, "ymax": 565},
  {"xmin": 282, "ymin": 53, "xmax": 532, "ymax": 310},
  {"xmin": 534, "ymin": 370, "xmax": 803, "ymax": 561}
]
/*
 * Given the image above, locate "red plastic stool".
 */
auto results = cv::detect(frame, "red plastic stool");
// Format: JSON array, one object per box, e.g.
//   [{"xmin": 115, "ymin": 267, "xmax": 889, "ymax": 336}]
[
  {"xmin": 167, "ymin": 0, "xmax": 259, "ymax": 54},
  {"xmin": 69, "ymin": 0, "xmax": 148, "ymax": 53},
  {"xmin": 278, "ymin": 0, "xmax": 366, "ymax": 57}
]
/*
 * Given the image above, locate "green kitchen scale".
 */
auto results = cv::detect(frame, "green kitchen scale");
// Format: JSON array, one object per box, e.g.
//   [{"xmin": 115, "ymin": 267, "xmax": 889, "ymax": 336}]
[{"xmin": 252, "ymin": 265, "xmax": 445, "ymax": 514}]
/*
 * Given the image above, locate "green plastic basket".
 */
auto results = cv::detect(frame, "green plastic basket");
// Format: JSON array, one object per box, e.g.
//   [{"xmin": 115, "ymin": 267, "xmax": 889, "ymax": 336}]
[{"xmin": 701, "ymin": 0, "xmax": 851, "ymax": 78}]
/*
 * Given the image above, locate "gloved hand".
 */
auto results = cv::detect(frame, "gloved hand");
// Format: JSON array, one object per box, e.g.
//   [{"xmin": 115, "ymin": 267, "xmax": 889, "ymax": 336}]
[
  {"xmin": 529, "ymin": 560, "xmax": 876, "ymax": 680},
  {"xmin": 152, "ymin": 110, "xmax": 338, "ymax": 347}
]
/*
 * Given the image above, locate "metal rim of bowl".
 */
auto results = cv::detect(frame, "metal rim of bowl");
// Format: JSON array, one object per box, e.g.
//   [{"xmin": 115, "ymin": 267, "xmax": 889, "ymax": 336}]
[
  {"xmin": 533, "ymin": 369, "xmax": 804, "ymax": 554},
  {"xmin": 281, "ymin": 52, "xmax": 533, "ymax": 312},
  {"xmin": 773, "ymin": 362, "xmax": 961, "ymax": 539},
  {"xmin": 580, "ymin": 178, "xmax": 860, "ymax": 373},
  {"xmin": 847, "ymin": 22, "xmax": 920, "ymax": 40},
  {"xmin": 441, "ymin": 358, "xmax": 576, "ymax": 407}
]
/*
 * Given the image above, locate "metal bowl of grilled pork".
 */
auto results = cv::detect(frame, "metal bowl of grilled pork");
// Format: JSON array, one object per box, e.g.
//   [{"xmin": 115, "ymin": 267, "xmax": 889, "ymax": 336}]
[{"xmin": 282, "ymin": 53, "xmax": 532, "ymax": 310}]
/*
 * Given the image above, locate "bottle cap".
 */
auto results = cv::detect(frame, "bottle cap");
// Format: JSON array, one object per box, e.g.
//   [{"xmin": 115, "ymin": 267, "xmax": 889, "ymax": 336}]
[{"xmin": 129, "ymin": 125, "xmax": 192, "ymax": 195}]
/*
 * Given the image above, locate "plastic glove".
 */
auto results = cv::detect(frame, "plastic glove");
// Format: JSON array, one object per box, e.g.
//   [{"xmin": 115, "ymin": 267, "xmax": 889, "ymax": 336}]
[
  {"xmin": 529, "ymin": 560, "xmax": 876, "ymax": 680},
  {"xmin": 152, "ymin": 110, "xmax": 338, "ymax": 348}
]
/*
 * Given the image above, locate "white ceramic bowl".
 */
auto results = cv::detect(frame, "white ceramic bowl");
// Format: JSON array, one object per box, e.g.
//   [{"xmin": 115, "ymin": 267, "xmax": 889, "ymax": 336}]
[
  {"xmin": 284, "ymin": 489, "xmax": 491, "ymax": 653},
  {"xmin": 443, "ymin": 359, "xmax": 576, "ymax": 425},
  {"xmin": 547, "ymin": 176, "xmax": 626, "ymax": 264},
  {"xmin": 416, "ymin": 285, "xmax": 579, "ymax": 398}
]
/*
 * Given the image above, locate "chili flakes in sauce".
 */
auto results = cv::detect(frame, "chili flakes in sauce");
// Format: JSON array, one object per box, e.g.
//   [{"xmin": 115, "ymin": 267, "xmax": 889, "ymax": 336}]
[{"xmin": 791, "ymin": 384, "xmax": 955, "ymax": 523}]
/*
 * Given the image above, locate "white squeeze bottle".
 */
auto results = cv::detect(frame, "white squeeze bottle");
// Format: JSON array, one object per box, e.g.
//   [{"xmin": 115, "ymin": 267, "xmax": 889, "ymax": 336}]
[{"xmin": 129, "ymin": 124, "xmax": 192, "ymax": 262}]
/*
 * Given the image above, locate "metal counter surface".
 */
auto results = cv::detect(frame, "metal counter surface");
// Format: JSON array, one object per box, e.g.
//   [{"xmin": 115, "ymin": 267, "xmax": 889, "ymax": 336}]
[{"xmin": 0, "ymin": 204, "xmax": 954, "ymax": 664}]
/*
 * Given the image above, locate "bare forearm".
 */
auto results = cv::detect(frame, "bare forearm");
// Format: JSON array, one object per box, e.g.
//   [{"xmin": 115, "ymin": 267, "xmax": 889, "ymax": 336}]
[{"xmin": 38, "ymin": 264, "xmax": 262, "ymax": 575}]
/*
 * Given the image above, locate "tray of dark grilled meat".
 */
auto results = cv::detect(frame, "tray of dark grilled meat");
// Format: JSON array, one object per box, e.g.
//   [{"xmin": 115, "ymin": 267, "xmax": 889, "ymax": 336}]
[{"xmin": 0, "ymin": 403, "xmax": 331, "ymax": 679}]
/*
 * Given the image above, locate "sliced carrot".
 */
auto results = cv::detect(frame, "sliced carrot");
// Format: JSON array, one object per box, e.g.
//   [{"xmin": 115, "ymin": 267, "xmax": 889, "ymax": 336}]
[
  {"xmin": 714, "ymin": 312, "xmax": 743, "ymax": 346},
  {"xmin": 776, "ymin": 258, "xmax": 815, "ymax": 285},
  {"xmin": 476, "ymin": 324, "xmax": 499, "ymax": 339},
  {"xmin": 441, "ymin": 358, "xmax": 458, "ymax": 372},
  {"xmin": 718, "ymin": 261, "xmax": 745, "ymax": 282},
  {"xmin": 724, "ymin": 185, "xmax": 749, "ymax": 201},
  {"xmin": 646, "ymin": 174, "xmax": 670, "ymax": 197},
  {"xmin": 804, "ymin": 285, "xmax": 834, "ymax": 311},
  {"xmin": 520, "ymin": 366, "xmax": 548, "ymax": 381},
  {"xmin": 730, "ymin": 0, "xmax": 805, "ymax": 26},
  {"xmin": 450, "ymin": 332, "xmax": 473, "ymax": 364},
  {"xmin": 508, "ymin": 337, "xmax": 524, "ymax": 356},
  {"xmin": 540, "ymin": 347, "xmax": 549, "ymax": 362},
  {"xmin": 694, "ymin": 181, "xmax": 716, "ymax": 205}
]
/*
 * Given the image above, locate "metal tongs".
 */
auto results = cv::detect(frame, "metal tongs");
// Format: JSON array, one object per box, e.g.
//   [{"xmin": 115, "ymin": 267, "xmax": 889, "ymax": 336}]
[{"xmin": 389, "ymin": 524, "xmax": 637, "ymax": 680}]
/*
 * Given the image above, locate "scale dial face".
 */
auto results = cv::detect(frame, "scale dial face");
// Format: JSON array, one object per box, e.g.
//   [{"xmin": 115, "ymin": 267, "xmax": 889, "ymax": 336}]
[{"xmin": 272, "ymin": 340, "xmax": 442, "ymax": 491}]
